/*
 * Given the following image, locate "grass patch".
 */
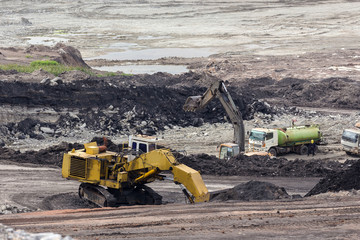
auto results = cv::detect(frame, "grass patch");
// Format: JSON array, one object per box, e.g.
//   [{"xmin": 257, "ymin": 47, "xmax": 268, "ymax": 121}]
[
  {"xmin": 30, "ymin": 60, "xmax": 59, "ymax": 67},
  {"xmin": 0, "ymin": 60, "xmax": 93, "ymax": 76},
  {"xmin": 0, "ymin": 60, "xmax": 133, "ymax": 77}
]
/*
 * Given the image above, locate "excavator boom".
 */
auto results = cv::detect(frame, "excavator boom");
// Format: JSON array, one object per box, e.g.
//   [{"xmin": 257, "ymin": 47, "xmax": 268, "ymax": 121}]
[{"xmin": 183, "ymin": 76, "xmax": 245, "ymax": 151}]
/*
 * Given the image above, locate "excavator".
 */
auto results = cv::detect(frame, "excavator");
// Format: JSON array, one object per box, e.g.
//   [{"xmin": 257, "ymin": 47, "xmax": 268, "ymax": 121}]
[
  {"xmin": 183, "ymin": 76, "xmax": 246, "ymax": 160},
  {"xmin": 62, "ymin": 135, "xmax": 210, "ymax": 207}
]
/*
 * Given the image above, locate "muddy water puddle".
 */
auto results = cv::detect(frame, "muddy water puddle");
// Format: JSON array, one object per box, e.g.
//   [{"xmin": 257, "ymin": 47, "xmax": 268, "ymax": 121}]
[
  {"xmin": 93, "ymin": 64, "xmax": 189, "ymax": 74},
  {"xmin": 86, "ymin": 47, "xmax": 215, "ymax": 60},
  {"xmin": 25, "ymin": 36, "xmax": 69, "ymax": 46}
]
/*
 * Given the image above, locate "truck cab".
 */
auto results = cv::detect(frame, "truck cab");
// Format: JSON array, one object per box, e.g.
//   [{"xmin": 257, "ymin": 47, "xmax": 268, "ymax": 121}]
[
  {"xmin": 248, "ymin": 128, "xmax": 278, "ymax": 154},
  {"xmin": 341, "ymin": 128, "xmax": 360, "ymax": 155}
]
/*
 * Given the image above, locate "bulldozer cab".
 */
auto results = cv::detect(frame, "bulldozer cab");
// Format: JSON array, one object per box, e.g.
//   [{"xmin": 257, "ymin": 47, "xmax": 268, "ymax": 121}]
[{"xmin": 218, "ymin": 143, "xmax": 239, "ymax": 160}]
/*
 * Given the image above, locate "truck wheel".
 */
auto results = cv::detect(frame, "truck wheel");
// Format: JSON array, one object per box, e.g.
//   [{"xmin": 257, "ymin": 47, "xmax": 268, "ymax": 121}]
[
  {"xmin": 268, "ymin": 148, "xmax": 277, "ymax": 157},
  {"xmin": 299, "ymin": 145, "xmax": 308, "ymax": 155}
]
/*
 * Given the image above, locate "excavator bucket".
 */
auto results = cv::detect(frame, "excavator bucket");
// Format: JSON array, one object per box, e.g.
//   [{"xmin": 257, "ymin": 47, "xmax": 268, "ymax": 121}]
[{"xmin": 183, "ymin": 96, "xmax": 202, "ymax": 112}]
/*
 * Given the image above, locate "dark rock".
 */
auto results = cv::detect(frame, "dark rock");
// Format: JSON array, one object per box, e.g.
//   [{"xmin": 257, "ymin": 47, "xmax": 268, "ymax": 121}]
[{"xmin": 210, "ymin": 181, "xmax": 290, "ymax": 202}]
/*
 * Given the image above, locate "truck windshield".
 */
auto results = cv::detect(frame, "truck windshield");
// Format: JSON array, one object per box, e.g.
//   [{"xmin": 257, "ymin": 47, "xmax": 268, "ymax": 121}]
[
  {"xmin": 249, "ymin": 130, "xmax": 265, "ymax": 141},
  {"xmin": 342, "ymin": 130, "xmax": 359, "ymax": 143}
]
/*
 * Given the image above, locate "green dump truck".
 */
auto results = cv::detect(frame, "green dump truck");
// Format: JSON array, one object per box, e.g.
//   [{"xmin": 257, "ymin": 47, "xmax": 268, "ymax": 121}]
[{"xmin": 248, "ymin": 124, "xmax": 322, "ymax": 156}]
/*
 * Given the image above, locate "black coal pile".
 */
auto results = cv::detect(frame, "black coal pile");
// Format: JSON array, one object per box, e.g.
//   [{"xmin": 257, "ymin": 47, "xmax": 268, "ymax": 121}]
[
  {"xmin": 41, "ymin": 193, "xmax": 97, "ymax": 210},
  {"xmin": 178, "ymin": 153, "xmax": 353, "ymax": 177},
  {"xmin": 210, "ymin": 181, "xmax": 290, "ymax": 202},
  {"xmin": 237, "ymin": 77, "xmax": 360, "ymax": 109},
  {"xmin": 0, "ymin": 139, "xmax": 353, "ymax": 178},
  {"xmin": 305, "ymin": 160, "xmax": 360, "ymax": 197},
  {"xmin": 0, "ymin": 143, "xmax": 81, "ymax": 167},
  {"xmin": 0, "ymin": 72, "xmax": 274, "ymax": 141},
  {"xmin": 0, "ymin": 137, "xmax": 119, "ymax": 167}
]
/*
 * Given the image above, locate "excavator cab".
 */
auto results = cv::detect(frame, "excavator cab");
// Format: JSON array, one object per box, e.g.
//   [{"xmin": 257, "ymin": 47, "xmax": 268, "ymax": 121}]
[
  {"xmin": 129, "ymin": 135, "xmax": 158, "ymax": 153},
  {"xmin": 218, "ymin": 143, "xmax": 240, "ymax": 160}
]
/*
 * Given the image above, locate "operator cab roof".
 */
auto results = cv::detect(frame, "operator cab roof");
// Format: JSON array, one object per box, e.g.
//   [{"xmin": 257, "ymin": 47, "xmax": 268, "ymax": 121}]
[
  {"xmin": 344, "ymin": 128, "xmax": 360, "ymax": 134},
  {"xmin": 131, "ymin": 134, "xmax": 160, "ymax": 143},
  {"xmin": 220, "ymin": 142, "xmax": 238, "ymax": 148},
  {"xmin": 251, "ymin": 128, "xmax": 273, "ymax": 133}
]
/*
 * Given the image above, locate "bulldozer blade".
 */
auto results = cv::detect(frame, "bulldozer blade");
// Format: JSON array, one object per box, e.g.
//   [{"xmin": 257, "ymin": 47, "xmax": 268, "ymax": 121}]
[{"xmin": 183, "ymin": 96, "xmax": 202, "ymax": 111}]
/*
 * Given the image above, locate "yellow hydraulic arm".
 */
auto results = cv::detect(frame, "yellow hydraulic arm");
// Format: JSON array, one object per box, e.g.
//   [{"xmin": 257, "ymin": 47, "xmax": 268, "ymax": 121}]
[{"xmin": 126, "ymin": 149, "xmax": 210, "ymax": 203}]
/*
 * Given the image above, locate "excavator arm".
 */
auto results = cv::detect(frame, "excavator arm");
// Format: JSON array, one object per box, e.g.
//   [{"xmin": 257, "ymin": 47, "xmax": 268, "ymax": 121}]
[
  {"xmin": 183, "ymin": 77, "xmax": 245, "ymax": 151},
  {"xmin": 126, "ymin": 149, "xmax": 210, "ymax": 203},
  {"xmin": 172, "ymin": 164, "xmax": 210, "ymax": 203}
]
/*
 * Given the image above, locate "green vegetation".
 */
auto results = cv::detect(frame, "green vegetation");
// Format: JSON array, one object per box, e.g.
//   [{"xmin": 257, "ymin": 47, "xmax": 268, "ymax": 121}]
[
  {"xmin": 0, "ymin": 60, "xmax": 132, "ymax": 77},
  {"xmin": 0, "ymin": 60, "xmax": 93, "ymax": 76},
  {"xmin": 30, "ymin": 60, "xmax": 59, "ymax": 67}
]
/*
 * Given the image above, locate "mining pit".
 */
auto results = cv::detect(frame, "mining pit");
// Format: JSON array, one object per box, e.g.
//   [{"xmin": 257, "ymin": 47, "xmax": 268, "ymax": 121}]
[{"xmin": 1, "ymin": 1, "xmax": 360, "ymax": 239}]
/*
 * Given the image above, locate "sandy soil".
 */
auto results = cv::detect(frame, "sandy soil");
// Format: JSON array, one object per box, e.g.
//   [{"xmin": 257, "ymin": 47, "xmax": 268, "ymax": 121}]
[{"xmin": 1, "ymin": 0, "xmax": 360, "ymax": 239}]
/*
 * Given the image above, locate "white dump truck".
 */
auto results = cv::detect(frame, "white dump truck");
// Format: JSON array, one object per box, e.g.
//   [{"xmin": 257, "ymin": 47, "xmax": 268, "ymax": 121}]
[{"xmin": 341, "ymin": 123, "xmax": 360, "ymax": 155}]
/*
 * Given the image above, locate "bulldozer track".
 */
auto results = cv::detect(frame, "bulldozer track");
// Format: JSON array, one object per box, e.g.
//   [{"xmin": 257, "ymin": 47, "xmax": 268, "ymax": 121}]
[{"xmin": 79, "ymin": 183, "xmax": 117, "ymax": 207}]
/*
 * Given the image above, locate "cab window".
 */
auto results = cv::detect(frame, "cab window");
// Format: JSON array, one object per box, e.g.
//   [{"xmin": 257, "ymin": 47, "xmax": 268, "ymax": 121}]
[
  {"xmin": 139, "ymin": 143, "xmax": 147, "ymax": 153},
  {"xmin": 219, "ymin": 146, "xmax": 233, "ymax": 160},
  {"xmin": 249, "ymin": 131, "xmax": 265, "ymax": 141},
  {"xmin": 232, "ymin": 146, "xmax": 239, "ymax": 156},
  {"xmin": 149, "ymin": 143, "xmax": 156, "ymax": 152},
  {"xmin": 266, "ymin": 132, "xmax": 273, "ymax": 140}
]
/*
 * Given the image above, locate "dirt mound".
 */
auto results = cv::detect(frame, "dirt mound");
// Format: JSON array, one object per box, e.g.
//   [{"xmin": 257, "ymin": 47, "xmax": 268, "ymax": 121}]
[
  {"xmin": 41, "ymin": 193, "xmax": 97, "ymax": 210},
  {"xmin": 237, "ymin": 77, "xmax": 360, "ymax": 109},
  {"xmin": 305, "ymin": 160, "xmax": 360, "ymax": 197},
  {"xmin": 210, "ymin": 181, "xmax": 290, "ymax": 202},
  {"xmin": 179, "ymin": 153, "xmax": 353, "ymax": 177},
  {"xmin": 0, "ymin": 140, "xmax": 350, "ymax": 178},
  {"xmin": 0, "ymin": 142, "xmax": 82, "ymax": 167},
  {"xmin": 0, "ymin": 137, "xmax": 119, "ymax": 167},
  {"xmin": 53, "ymin": 43, "xmax": 90, "ymax": 68},
  {"xmin": 58, "ymin": 70, "xmax": 90, "ymax": 82}
]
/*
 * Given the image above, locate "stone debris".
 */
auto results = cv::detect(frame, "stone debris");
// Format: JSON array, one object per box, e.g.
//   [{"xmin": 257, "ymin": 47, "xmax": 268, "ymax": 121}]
[
  {"xmin": 0, "ymin": 205, "xmax": 31, "ymax": 215},
  {"xmin": 0, "ymin": 223, "xmax": 73, "ymax": 240}
]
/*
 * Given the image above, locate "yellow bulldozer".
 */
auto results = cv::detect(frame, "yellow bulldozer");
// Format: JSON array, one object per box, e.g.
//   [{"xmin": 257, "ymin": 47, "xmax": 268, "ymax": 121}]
[{"xmin": 62, "ymin": 135, "xmax": 210, "ymax": 207}]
